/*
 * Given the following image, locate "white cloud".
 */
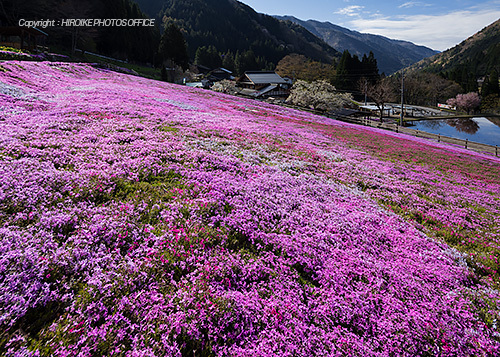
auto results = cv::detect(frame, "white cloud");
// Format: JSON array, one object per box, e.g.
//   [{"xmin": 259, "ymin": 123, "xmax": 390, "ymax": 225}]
[
  {"xmin": 398, "ymin": 2, "xmax": 430, "ymax": 9},
  {"xmin": 348, "ymin": 9, "xmax": 500, "ymax": 51},
  {"xmin": 335, "ymin": 5, "xmax": 364, "ymax": 17}
]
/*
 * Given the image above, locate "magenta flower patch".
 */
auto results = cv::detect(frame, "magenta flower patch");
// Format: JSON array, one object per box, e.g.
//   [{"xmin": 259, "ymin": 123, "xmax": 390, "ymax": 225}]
[{"xmin": 1, "ymin": 61, "xmax": 499, "ymax": 356}]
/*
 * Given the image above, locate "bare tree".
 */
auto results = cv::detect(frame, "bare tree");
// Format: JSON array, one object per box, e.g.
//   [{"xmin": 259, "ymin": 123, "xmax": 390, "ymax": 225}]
[
  {"xmin": 367, "ymin": 78, "xmax": 396, "ymax": 122},
  {"xmin": 357, "ymin": 77, "xmax": 369, "ymax": 105}
]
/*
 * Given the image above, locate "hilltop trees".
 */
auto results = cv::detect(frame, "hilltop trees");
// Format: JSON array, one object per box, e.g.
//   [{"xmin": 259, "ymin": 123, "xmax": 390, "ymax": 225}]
[
  {"xmin": 154, "ymin": 0, "xmax": 337, "ymax": 71},
  {"xmin": 193, "ymin": 46, "xmax": 268, "ymax": 74},
  {"xmin": 97, "ymin": 0, "xmax": 159, "ymax": 63},
  {"xmin": 275, "ymin": 54, "xmax": 335, "ymax": 82},
  {"xmin": 401, "ymin": 72, "xmax": 462, "ymax": 106},
  {"xmin": 443, "ymin": 65, "xmax": 479, "ymax": 93},
  {"xmin": 334, "ymin": 50, "xmax": 379, "ymax": 90}
]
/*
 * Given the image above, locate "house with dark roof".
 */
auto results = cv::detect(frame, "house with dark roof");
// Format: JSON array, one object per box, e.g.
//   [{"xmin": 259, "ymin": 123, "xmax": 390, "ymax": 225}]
[
  {"xmin": 236, "ymin": 71, "xmax": 290, "ymax": 98},
  {"xmin": 207, "ymin": 67, "xmax": 234, "ymax": 82}
]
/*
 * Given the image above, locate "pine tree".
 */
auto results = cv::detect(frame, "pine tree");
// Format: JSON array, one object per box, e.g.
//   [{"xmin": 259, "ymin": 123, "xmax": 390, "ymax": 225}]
[
  {"xmin": 335, "ymin": 50, "xmax": 351, "ymax": 89},
  {"xmin": 194, "ymin": 46, "xmax": 209, "ymax": 66},
  {"xmin": 482, "ymin": 69, "xmax": 500, "ymax": 97},
  {"xmin": 158, "ymin": 23, "xmax": 189, "ymax": 70},
  {"xmin": 222, "ymin": 51, "xmax": 236, "ymax": 72},
  {"xmin": 362, "ymin": 51, "xmax": 380, "ymax": 84}
]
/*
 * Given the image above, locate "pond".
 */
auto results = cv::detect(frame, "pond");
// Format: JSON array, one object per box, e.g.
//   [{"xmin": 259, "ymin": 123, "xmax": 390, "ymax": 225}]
[{"xmin": 407, "ymin": 117, "xmax": 500, "ymax": 146}]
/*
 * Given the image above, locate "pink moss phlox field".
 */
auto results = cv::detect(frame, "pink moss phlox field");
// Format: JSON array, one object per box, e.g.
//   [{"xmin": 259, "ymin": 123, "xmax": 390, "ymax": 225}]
[{"xmin": 1, "ymin": 61, "xmax": 500, "ymax": 356}]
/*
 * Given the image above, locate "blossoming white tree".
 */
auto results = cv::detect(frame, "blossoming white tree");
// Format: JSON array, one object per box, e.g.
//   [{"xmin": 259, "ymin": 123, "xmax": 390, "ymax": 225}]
[
  {"xmin": 211, "ymin": 79, "xmax": 237, "ymax": 94},
  {"xmin": 286, "ymin": 80, "xmax": 352, "ymax": 111}
]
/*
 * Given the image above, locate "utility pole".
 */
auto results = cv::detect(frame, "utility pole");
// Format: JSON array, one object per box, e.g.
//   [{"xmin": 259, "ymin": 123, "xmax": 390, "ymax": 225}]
[
  {"xmin": 364, "ymin": 80, "xmax": 368, "ymax": 106},
  {"xmin": 400, "ymin": 69, "xmax": 404, "ymax": 126}
]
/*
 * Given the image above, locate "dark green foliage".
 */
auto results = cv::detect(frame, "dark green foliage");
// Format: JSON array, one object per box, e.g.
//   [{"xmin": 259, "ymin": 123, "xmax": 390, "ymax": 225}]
[
  {"xmin": 143, "ymin": 0, "xmax": 339, "ymax": 70},
  {"xmin": 221, "ymin": 50, "xmax": 236, "ymax": 72},
  {"xmin": 334, "ymin": 50, "xmax": 351, "ymax": 89},
  {"xmin": 334, "ymin": 50, "xmax": 379, "ymax": 90},
  {"xmin": 481, "ymin": 94, "xmax": 500, "ymax": 112},
  {"xmin": 442, "ymin": 64, "xmax": 479, "ymax": 92},
  {"xmin": 159, "ymin": 23, "xmax": 189, "ymax": 70},
  {"xmin": 482, "ymin": 69, "xmax": 500, "ymax": 97},
  {"xmin": 195, "ymin": 45, "xmax": 222, "ymax": 69},
  {"xmin": 235, "ymin": 50, "xmax": 261, "ymax": 74},
  {"xmin": 97, "ymin": 0, "xmax": 160, "ymax": 63},
  {"xmin": 361, "ymin": 52, "xmax": 380, "ymax": 83}
]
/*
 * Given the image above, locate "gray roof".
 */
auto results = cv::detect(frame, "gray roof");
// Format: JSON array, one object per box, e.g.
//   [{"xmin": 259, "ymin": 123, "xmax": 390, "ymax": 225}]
[
  {"xmin": 254, "ymin": 84, "xmax": 278, "ymax": 97},
  {"xmin": 237, "ymin": 88, "xmax": 258, "ymax": 96},
  {"xmin": 244, "ymin": 71, "xmax": 287, "ymax": 85}
]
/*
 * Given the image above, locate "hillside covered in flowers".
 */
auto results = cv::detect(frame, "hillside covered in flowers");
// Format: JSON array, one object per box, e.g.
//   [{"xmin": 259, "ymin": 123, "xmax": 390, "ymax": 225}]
[{"xmin": 1, "ymin": 61, "xmax": 500, "ymax": 356}]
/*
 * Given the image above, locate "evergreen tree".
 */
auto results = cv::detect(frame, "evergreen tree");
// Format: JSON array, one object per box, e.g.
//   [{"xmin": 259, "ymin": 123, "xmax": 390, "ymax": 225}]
[
  {"xmin": 222, "ymin": 51, "xmax": 236, "ymax": 72},
  {"xmin": 335, "ymin": 50, "xmax": 379, "ymax": 90},
  {"xmin": 361, "ymin": 51, "xmax": 380, "ymax": 84},
  {"xmin": 235, "ymin": 50, "xmax": 259, "ymax": 75},
  {"xmin": 194, "ymin": 46, "xmax": 209, "ymax": 66},
  {"xmin": 207, "ymin": 45, "xmax": 222, "ymax": 68},
  {"xmin": 482, "ymin": 69, "xmax": 500, "ymax": 97},
  {"xmin": 158, "ymin": 23, "xmax": 189, "ymax": 70},
  {"xmin": 335, "ymin": 50, "xmax": 351, "ymax": 89},
  {"xmin": 195, "ymin": 45, "xmax": 222, "ymax": 69}
]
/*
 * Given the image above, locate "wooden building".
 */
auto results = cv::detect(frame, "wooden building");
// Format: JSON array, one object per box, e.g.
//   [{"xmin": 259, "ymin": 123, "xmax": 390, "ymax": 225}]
[
  {"xmin": 0, "ymin": 27, "xmax": 48, "ymax": 51},
  {"xmin": 236, "ymin": 71, "xmax": 290, "ymax": 98}
]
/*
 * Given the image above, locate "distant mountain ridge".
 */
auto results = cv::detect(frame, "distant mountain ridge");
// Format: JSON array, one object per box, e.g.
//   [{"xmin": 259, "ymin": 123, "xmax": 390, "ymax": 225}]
[
  {"xmin": 275, "ymin": 16, "xmax": 438, "ymax": 74},
  {"xmin": 133, "ymin": 0, "xmax": 340, "ymax": 68}
]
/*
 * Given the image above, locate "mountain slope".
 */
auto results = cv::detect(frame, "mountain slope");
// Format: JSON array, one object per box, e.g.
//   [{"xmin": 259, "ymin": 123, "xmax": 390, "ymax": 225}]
[
  {"xmin": 275, "ymin": 16, "xmax": 438, "ymax": 74},
  {"xmin": 410, "ymin": 18, "xmax": 500, "ymax": 76},
  {"xmin": 134, "ymin": 0, "xmax": 339, "ymax": 67}
]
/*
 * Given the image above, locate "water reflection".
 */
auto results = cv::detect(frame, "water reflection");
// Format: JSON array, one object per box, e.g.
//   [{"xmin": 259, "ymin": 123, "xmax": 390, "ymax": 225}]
[
  {"xmin": 486, "ymin": 117, "xmax": 500, "ymax": 129},
  {"xmin": 445, "ymin": 118, "xmax": 480, "ymax": 134},
  {"xmin": 419, "ymin": 120, "xmax": 444, "ymax": 130},
  {"xmin": 418, "ymin": 118, "xmax": 481, "ymax": 134},
  {"xmin": 408, "ymin": 117, "xmax": 500, "ymax": 146}
]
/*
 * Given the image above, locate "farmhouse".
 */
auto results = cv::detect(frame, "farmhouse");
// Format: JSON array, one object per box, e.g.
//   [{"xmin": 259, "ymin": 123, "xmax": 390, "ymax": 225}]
[
  {"xmin": 236, "ymin": 71, "xmax": 290, "ymax": 98},
  {"xmin": 207, "ymin": 67, "xmax": 234, "ymax": 82}
]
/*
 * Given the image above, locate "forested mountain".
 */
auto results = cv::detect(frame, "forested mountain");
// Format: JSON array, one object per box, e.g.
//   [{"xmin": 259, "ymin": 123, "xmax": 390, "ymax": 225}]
[
  {"xmin": 0, "ymin": 0, "xmax": 159, "ymax": 63},
  {"xmin": 275, "ymin": 16, "xmax": 438, "ymax": 75},
  {"xmin": 133, "ymin": 0, "xmax": 340, "ymax": 71},
  {"xmin": 410, "ymin": 18, "xmax": 500, "ymax": 93}
]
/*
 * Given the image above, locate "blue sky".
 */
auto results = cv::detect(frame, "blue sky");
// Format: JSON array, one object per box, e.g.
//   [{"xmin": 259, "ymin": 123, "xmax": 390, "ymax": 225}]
[{"xmin": 239, "ymin": 0, "xmax": 500, "ymax": 51}]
